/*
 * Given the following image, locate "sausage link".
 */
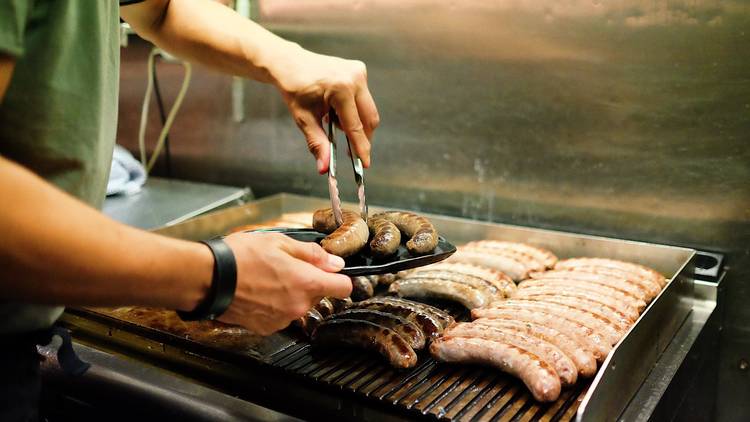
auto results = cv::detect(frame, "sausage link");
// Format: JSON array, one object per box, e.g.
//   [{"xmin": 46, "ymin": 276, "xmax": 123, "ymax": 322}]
[
  {"xmin": 351, "ymin": 276, "xmax": 375, "ymax": 301},
  {"xmin": 555, "ymin": 258, "xmax": 666, "ymax": 288},
  {"xmin": 367, "ymin": 214, "xmax": 401, "ymax": 258},
  {"xmin": 353, "ymin": 297, "xmax": 447, "ymax": 338},
  {"xmin": 313, "ymin": 208, "xmax": 369, "ymax": 257},
  {"xmin": 388, "ymin": 278, "xmax": 490, "ymax": 309},
  {"xmin": 312, "ymin": 319, "xmax": 417, "ymax": 368},
  {"xmin": 331, "ymin": 308, "xmax": 426, "ymax": 350},
  {"xmin": 515, "ymin": 285, "xmax": 639, "ymax": 321},
  {"xmin": 518, "ymin": 278, "xmax": 646, "ymax": 313},
  {"xmin": 445, "ymin": 323, "xmax": 578, "ymax": 386},
  {"xmin": 371, "ymin": 211, "xmax": 438, "ymax": 255},
  {"xmin": 430, "ymin": 336, "xmax": 561, "ymax": 402}
]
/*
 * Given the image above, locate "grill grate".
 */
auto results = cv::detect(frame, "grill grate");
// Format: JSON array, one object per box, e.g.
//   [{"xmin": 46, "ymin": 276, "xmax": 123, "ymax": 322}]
[{"xmin": 268, "ymin": 340, "xmax": 590, "ymax": 422}]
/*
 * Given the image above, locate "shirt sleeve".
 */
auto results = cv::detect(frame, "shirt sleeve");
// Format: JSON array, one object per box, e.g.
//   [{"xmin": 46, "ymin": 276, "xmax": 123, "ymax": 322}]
[{"xmin": 0, "ymin": 0, "xmax": 33, "ymax": 57}]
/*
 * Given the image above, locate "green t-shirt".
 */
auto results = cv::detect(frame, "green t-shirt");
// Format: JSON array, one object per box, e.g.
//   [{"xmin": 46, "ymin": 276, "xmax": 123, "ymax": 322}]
[{"xmin": 0, "ymin": 0, "xmax": 120, "ymax": 333}]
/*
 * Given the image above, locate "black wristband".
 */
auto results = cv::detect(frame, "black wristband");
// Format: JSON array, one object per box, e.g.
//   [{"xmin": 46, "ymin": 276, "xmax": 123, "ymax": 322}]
[{"xmin": 177, "ymin": 238, "xmax": 237, "ymax": 321}]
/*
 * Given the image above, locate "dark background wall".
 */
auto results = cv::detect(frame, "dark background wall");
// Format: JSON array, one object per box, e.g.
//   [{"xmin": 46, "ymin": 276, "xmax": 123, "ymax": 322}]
[{"xmin": 116, "ymin": 1, "xmax": 750, "ymax": 419}]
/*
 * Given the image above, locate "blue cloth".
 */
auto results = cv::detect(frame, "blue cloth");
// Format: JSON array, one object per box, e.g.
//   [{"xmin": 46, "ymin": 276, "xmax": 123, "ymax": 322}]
[{"xmin": 107, "ymin": 145, "xmax": 147, "ymax": 196}]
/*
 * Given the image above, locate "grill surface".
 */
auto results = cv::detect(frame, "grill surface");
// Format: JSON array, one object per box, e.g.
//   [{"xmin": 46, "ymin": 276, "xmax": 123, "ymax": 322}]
[{"xmin": 267, "ymin": 340, "xmax": 589, "ymax": 422}]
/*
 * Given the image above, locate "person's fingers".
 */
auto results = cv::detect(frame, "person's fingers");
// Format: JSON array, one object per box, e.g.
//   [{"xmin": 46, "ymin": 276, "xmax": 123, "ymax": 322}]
[
  {"xmin": 355, "ymin": 87, "xmax": 380, "ymax": 141},
  {"xmin": 329, "ymin": 91, "xmax": 371, "ymax": 168},
  {"xmin": 301, "ymin": 264, "xmax": 353, "ymax": 299},
  {"xmin": 293, "ymin": 109, "xmax": 330, "ymax": 174},
  {"xmin": 279, "ymin": 236, "xmax": 345, "ymax": 272}
]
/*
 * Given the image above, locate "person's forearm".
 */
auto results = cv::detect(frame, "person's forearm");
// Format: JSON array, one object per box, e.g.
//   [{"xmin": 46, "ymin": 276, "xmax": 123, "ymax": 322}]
[
  {"xmin": 0, "ymin": 157, "xmax": 212, "ymax": 310},
  {"xmin": 123, "ymin": 0, "xmax": 299, "ymax": 85}
]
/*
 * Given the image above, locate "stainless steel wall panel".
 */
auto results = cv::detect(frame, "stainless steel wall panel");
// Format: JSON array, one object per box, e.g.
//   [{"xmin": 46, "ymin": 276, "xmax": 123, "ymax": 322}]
[{"xmin": 115, "ymin": 2, "xmax": 750, "ymax": 417}]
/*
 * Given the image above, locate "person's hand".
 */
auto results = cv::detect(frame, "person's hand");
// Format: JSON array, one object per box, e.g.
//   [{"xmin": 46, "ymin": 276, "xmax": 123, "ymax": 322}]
[
  {"xmin": 218, "ymin": 232, "xmax": 352, "ymax": 335},
  {"xmin": 270, "ymin": 46, "xmax": 380, "ymax": 174}
]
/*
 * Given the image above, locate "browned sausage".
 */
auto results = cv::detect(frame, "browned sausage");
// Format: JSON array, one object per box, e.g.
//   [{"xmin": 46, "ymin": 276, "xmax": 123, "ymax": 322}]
[
  {"xmin": 312, "ymin": 208, "xmax": 369, "ymax": 258},
  {"xmin": 430, "ymin": 336, "xmax": 561, "ymax": 402},
  {"xmin": 388, "ymin": 277, "xmax": 491, "ymax": 309},
  {"xmin": 353, "ymin": 297, "xmax": 448, "ymax": 338},
  {"xmin": 351, "ymin": 276, "xmax": 375, "ymax": 301},
  {"xmin": 448, "ymin": 248, "xmax": 529, "ymax": 281},
  {"xmin": 312, "ymin": 319, "xmax": 417, "ymax": 368},
  {"xmin": 407, "ymin": 262, "xmax": 517, "ymax": 298},
  {"xmin": 331, "ymin": 308, "xmax": 426, "ymax": 350},
  {"xmin": 313, "ymin": 297, "xmax": 335, "ymax": 317},
  {"xmin": 367, "ymin": 214, "xmax": 401, "ymax": 258},
  {"xmin": 371, "ymin": 211, "xmax": 438, "ymax": 255},
  {"xmin": 295, "ymin": 308, "xmax": 324, "ymax": 337}
]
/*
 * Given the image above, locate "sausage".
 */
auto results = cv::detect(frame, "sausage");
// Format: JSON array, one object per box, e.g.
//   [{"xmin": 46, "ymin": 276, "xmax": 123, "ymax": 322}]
[
  {"xmin": 388, "ymin": 278, "xmax": 490, "ymax": 309},
  {"xmin": 463, "ymin": 241, "xmax": 558, "ymax": 269},
  {"xmin": 351, "ymin": 276, "xmax": 375, "ymax": 301},
  {"xmin": 515, "ymin": 285, "xmax": 639, "ymax": 321},
  {"xmin": 328, "ymin": 297, "xmax": 353, "ymax": 312},
  {"xmin": 448, "ymin": 248, "xmax": 528, "ymax": 281},
  {"xmin": 482, "ymin": 299, "xmax": 623, "ymax": 345},
  {"xmin": 557, "ymin": 266, "xmax": 662, "ymax": 299},
  {"xmin": 410, "ymin": 262, "xmax": 517, "ymax": 298},
  {"xmin": 367, "ymin": 214, "xmax": 401, "ymax": 258},
  {"xmin": 314, "ymin": 297, "xmax": 336, "ymax": 317},
  {"xmin": 295, "ymin": 308, "xmax": 324, "ymax": 337},
  {"xmin": 372, "ymin": 273, "xmax": 399, "ymax": 286},
  {"xmin": 473, "ymin": 319, "xmax": 597, "ymax": 378},
  {"xmin": 471, "ymin": 309, "xmax": 611, "ymax": 361},
  {"xmin": 555, "ymin": 258, "xmax": 667, "ymax": 288},
  {"xmin": 430, "ymin": 336, "xmax": 561, "ymax": 402},
  {"xmin": 515, "ymin": 294, "xmax": 633, "ymax": 329},
  {"xmin": 445, "ymin": 323, "xmax": 578, "ymax": 386},
  {"xmin": 312, "ymin": 319, "xmax": 417, "ymax": 368},
  {"xmin": 528, "ymin": 271, "xmax": 652, "ymax": 302},
  {"xmin": 331, "ymin": 308, "xmax": 426, "ymax": 350},
  {"xmin": 312, "ymin": 208, "xmax": 369, "ymax": 258},
  {"xmin": 399, "ymin": 272, "xmax": 499, "ymax": 301},
  {"xmin": 518, "ymin": 278, "xmax": 647, "ymax": 312},
  {"xmin": 353, "ymin": 297, "xmax": 447, "ymax": 338},
  {"xmin": 363, "ymin": 296, "xmax": 455, "ymax": 329},
  {"xmin": 462, "ymin": 245, "xmax": 546, "ymax": 273},
  {"xmin": 370, "ymin": 211, "xmax": 438, "ymax": 255}
]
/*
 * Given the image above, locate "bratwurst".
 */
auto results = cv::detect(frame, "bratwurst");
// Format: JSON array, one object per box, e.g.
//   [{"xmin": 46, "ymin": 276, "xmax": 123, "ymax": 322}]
[
  {"xmin": 370, "ymin": 211, "xmax": 438, "ymax": 255},
  {"xmin": 312, "ymin": 208, "xmax": 369, "ymax": 257},
  {"xmin": 367, "ymin": 213, "xmax": 401, "ymax": 258}
]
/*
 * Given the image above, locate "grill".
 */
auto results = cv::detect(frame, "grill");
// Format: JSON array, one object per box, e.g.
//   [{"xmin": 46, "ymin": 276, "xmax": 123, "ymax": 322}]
[
  {"xmin": 62, "ymin": 193, "xmax": 699, "ymax": 422},
  {"xmin": 268, "ymin": 340, "xmax": 589, "ymax": 422}
]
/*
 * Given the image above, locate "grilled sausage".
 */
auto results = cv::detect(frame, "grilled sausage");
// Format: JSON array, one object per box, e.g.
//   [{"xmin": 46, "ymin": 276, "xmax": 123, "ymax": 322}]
[
  {"xmin": 482, "ymin": 300, "xmax": 623, "ymax": 345},
  {"xmin": 388, "ymin": 277, "xmax": 490, "ymax": 309},
  {"xmin": 372, "ymin": 273, "xmax": 399, "ymax": 286},
  {"xmin": 295, "ymin": 308, "xmax": 325, "ymax": 337},
  {"xmin": 526, "ymin": 271, "xmax": 651, "ymax": 302},
  {"xmin": 370, "ymin": 211, "xmax": 438, "ymax": 255},
  {"xmin": 471, "ymin": 310, "xmax": 611, "ymax": 361},
  {"xmin": 314, "ymin": 298, "xmax": 336, "ymax": 317},
  {"xmin": 555, "ymin": 266, "xmax": 662, "ymax": 299},
  {"xmin": 410, "ymin": 263, "xmax": 516, "ymax": 298},
  {"xmin": 473, "ymin": 319, "xmax": 597, "ymax": 378},
  {"xmin": 351, "ymin": 276, "xmax": 375, "ymax": 301},
  {"xmin": 518, "ymin": 278, "xmax": 647, "ymax": 312},
  {"xmin": 448, "ymin": 248, "xmax": 529, "ymax": 281},
  {"xmin": 367, "ymin": 214, "xmax": 401, "ymax": 258},
  {"xmin": 363, "ymin": 296, "xmax": 454, "ymax": 328},
  {"xmin": 353, "ymin": 297, "xmax": 448, "ymax": 338},
  {"xmin": 515, "ymin": 285, "xmax": 639, "ymax": 321},
  {"xmin": 430, "ymin": 336, "xmax": 561, "ymax": 402},
  {"xmin": 312, "ymin": 319, "xmax": 417, "ymax": 368},
  {"xmin": 555, "ymin": 258, "xmax": 667, "ymax": 288},
  {"xmin": 328, "ymin": 297, "xmax": 353, "ymax": 312},
  {"xmin": 399, "ymin": 273, "xmax": 498, "ymax": 302},
  {"xmin": 463, "ymin": 241, "xmax": 558, "ymax": 269},
  {"xmin": 312, "ymin": 208, "xmax": 369, "ymax": 258},
  {"xmin": 462, "ymin": 246, "xmax": 546, "ymax": 273},
  {"xmin": 331, "ymin": 308, "xmax": 426, "ymax": 350},
  {"xmin": 445, "ymin": 323, "xmax": 578, "ymax": 386}
]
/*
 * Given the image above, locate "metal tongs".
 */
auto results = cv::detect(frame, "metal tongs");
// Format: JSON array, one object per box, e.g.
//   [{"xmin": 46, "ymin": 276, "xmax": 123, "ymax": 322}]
[{"xmin": 327, "ymin": 109, "xmax": 368, "ymax": 226}]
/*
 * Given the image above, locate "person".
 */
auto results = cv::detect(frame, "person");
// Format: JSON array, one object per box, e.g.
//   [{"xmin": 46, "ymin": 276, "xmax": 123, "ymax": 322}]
[{"xmin": 0, "ymin": 0, "xmax": 380, "ymax": 420}]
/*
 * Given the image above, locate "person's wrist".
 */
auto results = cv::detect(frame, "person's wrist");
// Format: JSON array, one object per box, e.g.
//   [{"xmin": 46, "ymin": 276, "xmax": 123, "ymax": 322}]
[
  {"xmin": 177, "ymin": 238, "xmax": 238, "ymax": 321},
  {"xmin": 262, "ymin": 41, "xmax": 307, "ymax": 90},
  {"xmin": 177, "ymin": 241, "xmax": 214, "ymax": 312}
]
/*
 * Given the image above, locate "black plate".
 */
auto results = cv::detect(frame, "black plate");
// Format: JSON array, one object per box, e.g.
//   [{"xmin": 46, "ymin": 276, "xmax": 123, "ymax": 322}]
[{"xmin": 242, "ymin": 228, "xmax": 457, "ymax": 276}]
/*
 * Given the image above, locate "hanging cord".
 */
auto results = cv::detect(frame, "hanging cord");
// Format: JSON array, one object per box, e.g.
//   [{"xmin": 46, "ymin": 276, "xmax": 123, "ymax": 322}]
[
  {"xmin": 151, "ymin": 55, "xmax": 172, "ymax": 176},
  {"xmin": 138, "ymin": 48, "xmax": 192, "ymax": 174}
]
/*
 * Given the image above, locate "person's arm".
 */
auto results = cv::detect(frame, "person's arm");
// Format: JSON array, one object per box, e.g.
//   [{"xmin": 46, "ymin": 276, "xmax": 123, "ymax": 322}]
[
  {"xmin": 0, "ymin": 57, "xmax": 351, "ymax": 336},
  {"xmin": 120, "ymin": 0, "xmax": 379, "ymax": 174}
]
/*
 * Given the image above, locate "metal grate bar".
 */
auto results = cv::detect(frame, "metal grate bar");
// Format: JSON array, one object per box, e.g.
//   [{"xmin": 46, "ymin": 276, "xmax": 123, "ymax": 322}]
[
  {"xmin": 377, "ymin": 360, "xmax": 437, "ymax": 402},
  {"xmin": 272, "ymin": 343, "xmax": 311, "ymax": 368},
  {"xmin": 425, "ymin": 368, "xmax": 484, "ymax": 418},
  {"xmin": 452, "ymin": 377, "xmax": 507, "ymax": 421},
  {"xmin": 399, "ymin": 367, "xmax": 460, "ymax": 410},
  {"xmin": 475, "ymin": 384, "xmax": 521, "ymax": 422},
  {"xmin": 442, "ymin": 372, "xmax": 497, "ymax": 420},
  {"xmin": 417, "ymin": 369, "xmax": 474, "ymax": 413}
]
